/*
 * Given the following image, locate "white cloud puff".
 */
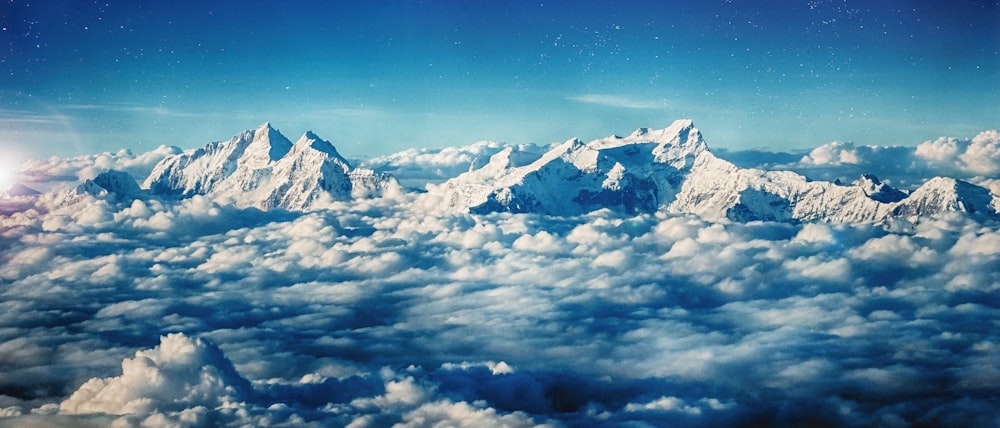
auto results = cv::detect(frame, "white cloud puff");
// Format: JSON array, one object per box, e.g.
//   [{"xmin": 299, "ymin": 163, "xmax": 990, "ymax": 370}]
[
  {"xmin": 59, "ymin": 333, "xmax": 251, "ymax": 415},
  {"xmin": 16, "ymin": 145, "xmax": 179, "ymax": 192},
  {"xmin": 361, "ymin": 141, "xmax": 545, "ymax": 188},
  {"xmin": 799, "ymin": 141, "xmax": 863, "ymax": 165},
  {"xmin": 725, "ymin": 129, "xmax": 1000, "ymax": 190},
  {"xmin": 959, "ymin": 130, "xmax": 1000, "ymax": 176},
  {"xmin": 395, "ymin": 400, "xmax": 553, "ymax": 428},
  {"xmin": 914, "ymin": 131, "xmax": 1000, "ymax": 177}
]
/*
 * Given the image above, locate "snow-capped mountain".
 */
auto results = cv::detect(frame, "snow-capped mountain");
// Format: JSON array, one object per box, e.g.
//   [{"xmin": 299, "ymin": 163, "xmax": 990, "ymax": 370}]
[
  {"xmin": 2, "ymin": 183, "xmax": 41, "ymax": 198},
  {"xmin": 143, "ymin": 123, "xmax": 397, "ymax": 210},
  {"xmin": 429, "ymin": 119, "xmax": 707, "ymax": 215},
  {"xmin": 78, "ymin": 170, "xmax": 145, "ymax": 200},
  {"xmin": 38, "ymin": 169, "xmax": 147, "ymax": 208},
  {"xmin": 851, "ymin": 174, "xmax": 907, "ymax": 203},
  {"xmin": 889, "ymin": 177, "xmax": 996, "ymax": 218},
  {"xmin": 428, "ymin": 119, "xmax": 999, "ymax": 223}
]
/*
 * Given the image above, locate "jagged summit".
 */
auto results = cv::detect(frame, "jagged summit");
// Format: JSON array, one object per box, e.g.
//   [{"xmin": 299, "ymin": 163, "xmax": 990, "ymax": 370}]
[
  {"xmin": 853, "ymin": 174, "xmax": 907, "ymax": 203},
  {"xmin": 294, "ymin": 131, "xmax": 346, "ymax": 167},
  {"xmin": 74, "ymin": 170, "xmax": 144, "ymax": 201},
  {"xmin": 891, "ymin": 177, "xmax": 995, "ymax": 217},
  {"xmin": 430, "ymin": 119, "xmax": 709, "ymax": 215},
  {"xmin": 144, "ymin": 123, "xmax": 397, "ymax": 210},
  {"xmin": 244, "ymin": 122, "xmax": 293, "ymax": 166},
  {"xmin": 425, "ymin": 118, "xmax": 999, "ymax": 223}
]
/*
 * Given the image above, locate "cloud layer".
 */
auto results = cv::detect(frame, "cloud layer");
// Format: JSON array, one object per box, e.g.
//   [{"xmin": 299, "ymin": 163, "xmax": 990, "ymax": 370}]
[
  {"xmin": 719, "ymin": 129, "xmax": 1000, "ymax": 191},
  {"xmin": 0, "ymin": 137, "xmax": 998, "ymax": 426}
]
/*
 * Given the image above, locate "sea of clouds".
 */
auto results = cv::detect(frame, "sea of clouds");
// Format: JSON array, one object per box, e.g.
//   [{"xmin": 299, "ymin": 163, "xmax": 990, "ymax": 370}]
[{"xmin": 0, "ymin": 131, "xmax": 998, "ymax": 427}]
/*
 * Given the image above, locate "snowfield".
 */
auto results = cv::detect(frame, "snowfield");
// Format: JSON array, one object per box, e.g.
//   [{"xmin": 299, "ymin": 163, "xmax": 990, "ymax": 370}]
[{"xmin": 1, "ymin": 121, "xmax": 998, "ymax": 427}]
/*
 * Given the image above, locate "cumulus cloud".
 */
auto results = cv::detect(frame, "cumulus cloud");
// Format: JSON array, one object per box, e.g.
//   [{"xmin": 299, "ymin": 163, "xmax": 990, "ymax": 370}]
[
  {"xmin": 361, "ymin": 141, "xmax": 546, "ymax": 188},
  {"xmin": 720, "ymin": 129, "xmax": 1000, "ymax": 190},
  {"xmin": 1, "ymin": 143, "xmax": 999, "ymax": 427},
  {"xmin": 15, "ymin": 145, "xmax": 180, "ymax": 191},
  {"xmin": 59, "ymin": 333, "xmax": 251, "ymax": 415},
  {"xmin": 917, "ymin": 130, "xmax": 1000, "ymax": 177}
]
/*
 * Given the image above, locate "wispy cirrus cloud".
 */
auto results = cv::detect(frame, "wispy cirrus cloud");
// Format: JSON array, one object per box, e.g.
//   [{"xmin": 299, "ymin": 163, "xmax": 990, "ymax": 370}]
[
  {"xmin": 567, "ymin": 94, "xmax": 668, "ymax": 110},
  {"xmin": 61, "ymin": 103, "xmax": 204, "ymax": 118},
  {"xmin": 0, "ymin": 108, "xmax": 76, "ymax": 125}
]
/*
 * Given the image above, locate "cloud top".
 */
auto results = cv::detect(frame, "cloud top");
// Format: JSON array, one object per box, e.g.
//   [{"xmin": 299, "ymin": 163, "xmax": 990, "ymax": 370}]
[{"xmin": 59, "ymin": 333, "xmax": 251, "ymax": 415}]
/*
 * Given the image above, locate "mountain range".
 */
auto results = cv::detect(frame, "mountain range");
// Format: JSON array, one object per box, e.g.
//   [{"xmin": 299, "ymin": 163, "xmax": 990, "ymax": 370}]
[
  {"xmin": 12, "ymin": 120, "xmax": 999, "ymax": 223},
  {"xmin": 426, "ymin": 119, "xmax": 998, "ymax": 223}
]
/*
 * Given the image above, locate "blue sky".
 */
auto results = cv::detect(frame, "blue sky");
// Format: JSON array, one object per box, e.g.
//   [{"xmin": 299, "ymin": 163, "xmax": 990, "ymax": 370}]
[{"xmin": 2, "ymin": 0, "xmax": 997, "ymax": 161}]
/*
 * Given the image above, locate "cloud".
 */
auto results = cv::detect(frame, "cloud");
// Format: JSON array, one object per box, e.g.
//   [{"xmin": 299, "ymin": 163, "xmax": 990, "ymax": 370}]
[
  {"xmin": 15, "ymin": 145, "xmax": 180, "ymax": 192},
  {"xmin": 916, "ymin": 130, "xmax": 1000, "ymax": 177},
  {"xmin": 567, "ymin": 94, "xmax": 668, "ymax": 110},
  {"xmin": 62, "ymin": 103, "xmax": 204, "ymax": 118},
  {"xmin": 719, "ymin": 129, "xmax": 1000, "ymax": 191},
  {"xmin": 59, "ymin": 333, "xmax": 251, "ymax": 415},
  {"xmin": 395, "ymin": 400, "xmax": 555, "ymax": 428},
  {"xmin": 361, "ymin": 141, "xmax": 546, "ymax": 187},
  {"xmin": 0, "ymin": 146, "xmax": 998, "ymax": 426}
]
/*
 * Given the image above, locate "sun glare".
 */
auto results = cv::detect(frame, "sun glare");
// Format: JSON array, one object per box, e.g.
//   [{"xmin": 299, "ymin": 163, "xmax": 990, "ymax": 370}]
[
  {"xmin": 0, "ymin": 157, "xmax": 20, "ymax": 191},
  {"xmin": 0, "ymin": 164, "xmax": 11, "ymax": 190}
]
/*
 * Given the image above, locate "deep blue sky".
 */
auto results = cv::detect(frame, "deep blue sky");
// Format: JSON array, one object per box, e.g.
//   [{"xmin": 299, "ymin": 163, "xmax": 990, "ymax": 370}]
[{"xmin": 2, "ymin": 0, "xmax": 998, "ymax": 161}]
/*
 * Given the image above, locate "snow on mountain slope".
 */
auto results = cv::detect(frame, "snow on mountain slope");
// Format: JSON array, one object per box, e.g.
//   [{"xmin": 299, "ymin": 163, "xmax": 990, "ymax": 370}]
[
  {"xmin": 890, "ymin": 177, "xmax": 997, "ymax": 218},
  {"xmin": 143, "ymin": 123, "xmax": 397, "ymax": 210},
  {"xmin": 76, "ymin": 170, "xmax": 145, "ymax": 200},
  {"xmin": 667, "ymin": 151, "xmax": 893, "ymax": 222},
  {"xmin": 669, "ymin": 147, "xmax": 997, "ymax": 223},
  {"xmin": 853, "ymin": 174, "xmax": 907, "ymax": 203},
  {"xmin": 428, "ymin": 119, "xmax": 998, "ymax": 223},
  {"xmin": 428, "ymin": 119, "xmax": 706, "ymax": 215}
]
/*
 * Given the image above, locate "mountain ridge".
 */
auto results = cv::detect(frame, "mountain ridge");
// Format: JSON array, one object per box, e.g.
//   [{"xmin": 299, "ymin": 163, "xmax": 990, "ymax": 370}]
[
  {"xmin": 143, "ymin": 123, "xmax": 397, "ymax": 210},
  {"xmin": 10, "ymin": 119, "xmax": 997, "ymax": 223},
  {"xmin": 426, "ymin": 119, "xmax": 999, "ymax": 223}
]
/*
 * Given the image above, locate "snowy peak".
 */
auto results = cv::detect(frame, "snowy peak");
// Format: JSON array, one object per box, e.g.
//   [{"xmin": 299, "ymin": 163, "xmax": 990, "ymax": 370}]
[
  {"xmin": 241, "ymin": 122, "xmax": 293, "ymax": 169},
  {"xmin": 892, "ymin": 177, "xmax": 995, "ymax": 218},
  {"xmin": 590, "ymin": 119, "xmax": 703, "ymax": 149},
  {"xmin": 144, "ymin": 124, "xmax": 397, "ymax": 210},
  {"xmin": 586, "ymin": 119, "xmax": 707, "ymax": 171},
  {"xmin": 430, "ymin": 119, "xmax": 709, "ymax": 215},
  {"xmin": 299, "ymin": 130, "xmax": 335, "ymax": 152},
  {"xmin": 853, "ymin": 174, "xmax": 907, "ymax": 203},
  {"xmin": 292, "ymin": 131, "xmax": 350, "ymax": 171},
  {"xmin": 76, "ymin": 170, "xmax": 144, "ymax": 200},
  {"xmin": 651, "ymin": 120, "xmax": 707, "ymax": 169}
]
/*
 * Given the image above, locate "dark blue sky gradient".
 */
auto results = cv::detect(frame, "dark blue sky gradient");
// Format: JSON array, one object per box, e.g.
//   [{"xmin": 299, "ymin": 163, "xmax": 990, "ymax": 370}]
[{"xmin": 2, "ymin": 0, "xmax": 998, "ymax": 159}]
